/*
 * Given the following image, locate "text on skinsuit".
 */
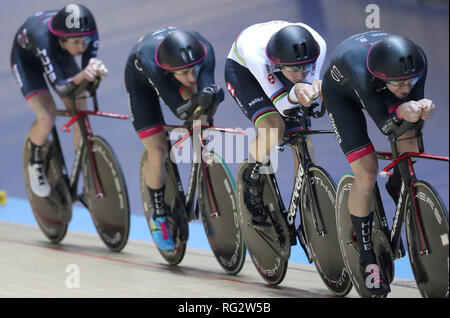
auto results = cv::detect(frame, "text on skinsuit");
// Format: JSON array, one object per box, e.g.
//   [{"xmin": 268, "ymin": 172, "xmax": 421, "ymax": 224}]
[{"xmin": 36, "ymin": 48, "xmax": 56, "ymax": 83}]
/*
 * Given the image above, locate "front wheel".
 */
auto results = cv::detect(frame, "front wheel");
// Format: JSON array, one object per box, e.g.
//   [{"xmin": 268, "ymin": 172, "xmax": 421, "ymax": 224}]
[
  {"xmin": 197, "ymin": 151, "xmax": 246, "ymax": 275},
  {"xmin": 82, "ymin": 136, "xmax": 130, "ymax": 252},
  {"xmin": 404, "ymin": 181, "xmax": 449, "ymax": 298},
  {"xmin": 300, "ymin": 166, "xmax": 352, "ymax": 297}
]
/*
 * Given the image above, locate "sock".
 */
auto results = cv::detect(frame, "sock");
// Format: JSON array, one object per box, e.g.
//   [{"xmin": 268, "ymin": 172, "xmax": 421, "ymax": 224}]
[
  {"xmin": 148, "ymin": 185, "xmax": 166, "ymax": 217},
  {"xmin": 29, "ymin": 140, "xmax": 43, "ymax": 164},
  {"xmin": 351, "ymin": 212, "xmax": 377, "ymax": 265}
]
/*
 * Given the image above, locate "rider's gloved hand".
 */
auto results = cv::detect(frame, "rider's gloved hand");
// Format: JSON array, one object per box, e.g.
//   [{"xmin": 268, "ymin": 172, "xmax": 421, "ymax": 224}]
[
  {"xmin": 293, "ymin": 83, "xmax": 317, "ymax": 107},
  {"xmin": 417, "ymin": 99, "xmax": 435, "ymax": 120},
  {"xmin": 201, "ymin": 84, "xmax": 224, "ymax": 120},
  {"xmin": 398, "ymin": 101, "xmax": 423, "ymax": 123},
  {"xmin": 193, "ymin": 84, "xmax": 224, "ymax": 119},
  {"xmin": 177, "ymin": 84, "xmax": 224, "ymax": 123},
  {"xmin": 83, "ymin": 58, "xmax": 108, "ymax": 81}
]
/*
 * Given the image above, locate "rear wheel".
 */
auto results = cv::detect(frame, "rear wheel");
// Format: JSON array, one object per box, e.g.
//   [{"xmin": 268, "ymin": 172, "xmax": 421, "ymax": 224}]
[
  {"xmin": 404, "ymin": 181, "xmax": 449, "ymax": 298},
  {"xmin": 236, "ymin": 161, "xmax": 289, "ymax": 285},
  {"xmin": 140, "ymin": 150, "xmax": 187, "ymax": 265},
  {"xmin": 300, "ymin": 166, "xmax": 352, "ymax": 296},
  {"xmin": 197, "ymin": 151, "xmax": 246, "ymax": 275},
  {"xmin": 82, "ymin": 136, "xmax": 130, "ymax": 252},
  {"xmin": 23, "ymin": 138, "xmax": 71, "ymax": 244}
]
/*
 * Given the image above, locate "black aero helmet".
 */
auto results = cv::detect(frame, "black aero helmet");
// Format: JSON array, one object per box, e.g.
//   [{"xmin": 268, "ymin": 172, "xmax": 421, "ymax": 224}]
[
  {"xmin": 155, "ymin": 30, "xmax": 207, "ymax": 71},
  {"xmin": 266, "ymin": 25, "xmax": 320, "ymax": 65},
  {"xmin": 50, "ymin": 3, "xmax": 97, "ymax": 37},
  {"xmin": 367, "ymin": 35, "xmax": 426, "ymax": 81}
]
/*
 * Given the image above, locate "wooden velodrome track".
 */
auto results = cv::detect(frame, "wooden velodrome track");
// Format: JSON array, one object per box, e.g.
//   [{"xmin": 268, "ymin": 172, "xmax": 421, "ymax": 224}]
[
  {"xmin": 0, "ymin": 221, "xmax": 420, "ymax": 298},
  {"xmin": 0, "ymin": 0, "xmax": 448, "ymax": 298}
]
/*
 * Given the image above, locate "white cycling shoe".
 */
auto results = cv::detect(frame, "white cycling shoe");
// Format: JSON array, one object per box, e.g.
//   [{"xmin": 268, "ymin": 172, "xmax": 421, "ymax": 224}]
[{"xmin": 28, "ymin": 162, "xmax": 51, "ymax": 198}]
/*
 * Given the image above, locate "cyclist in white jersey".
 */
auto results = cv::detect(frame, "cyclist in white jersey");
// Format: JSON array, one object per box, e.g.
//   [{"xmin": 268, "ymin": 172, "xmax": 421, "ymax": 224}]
[{"xmin": 225, "ymin": 21, "xmax": 326, "ymax": 223}]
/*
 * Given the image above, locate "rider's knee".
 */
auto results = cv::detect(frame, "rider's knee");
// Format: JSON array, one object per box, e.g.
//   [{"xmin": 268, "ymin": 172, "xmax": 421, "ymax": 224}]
[
  {"xmin": 351, "ymin": 154, "xmax": 378, "ymax": 187},
  {"xmin": 257, "ymin": 114, "xmax": 285, "ymax": 141},
  {"xmin": 148, "ymin": 145, "xmax": 168, "ymax": 166},
  {"xmin": 357, "ymin": 171, "xmax": 378, "ymax": 189},
  {"xmin": 36, "ymin": 111, "xmax": 56, "ymax": 131}
]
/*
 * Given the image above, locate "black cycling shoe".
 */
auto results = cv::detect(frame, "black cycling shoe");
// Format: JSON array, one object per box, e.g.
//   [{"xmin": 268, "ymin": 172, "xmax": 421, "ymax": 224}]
[
  {"xmin": 242, "ymin": 173, "xmax": 268, "ymax": 224},
  {"xmin": 360, "ymin": 262, "xmax": 391, "ymax": 296}
]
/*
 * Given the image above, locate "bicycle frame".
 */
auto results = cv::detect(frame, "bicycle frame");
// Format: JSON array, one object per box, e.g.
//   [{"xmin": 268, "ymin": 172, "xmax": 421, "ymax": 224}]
[
  {"xmin": 163, "ymin": 121, "xmax": 245, "ymax": 221},
  {"xmin": 51, "ymin": 87, "xmax": 129, "ymax": 205},
  {"xmin": 273, "ymin": 127, "xmax": 335, "ymax": 263},
  {"xmin": 376, "ymin": 132, "xmax": 449, "ymax": 259}
]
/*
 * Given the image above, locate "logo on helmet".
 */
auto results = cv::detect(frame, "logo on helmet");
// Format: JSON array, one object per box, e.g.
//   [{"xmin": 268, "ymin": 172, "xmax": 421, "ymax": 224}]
[
  {"xmin": 374, "ymin": 70, "xmax": 386, "ymax": 78},
  {"xmin": 270, "ymin": 57, "xmax": 281, "ymax": 64},
  {"xmin": 65, "ymin": 4, "xmax": 81, "ymax": 29}
]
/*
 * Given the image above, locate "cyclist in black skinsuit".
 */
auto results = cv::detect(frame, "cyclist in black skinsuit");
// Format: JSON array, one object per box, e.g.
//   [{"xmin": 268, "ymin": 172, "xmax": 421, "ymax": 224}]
[
  {"xmin": 10, "ymin": 3, "xmax": 107, "ymax": 198},
  {"xmin": 124, "ymin": 27, "xmax": 224, "ymax": 251},
  {"xmin": 322, "ymin": 31, "xmax": 435, "ymax": 296}
]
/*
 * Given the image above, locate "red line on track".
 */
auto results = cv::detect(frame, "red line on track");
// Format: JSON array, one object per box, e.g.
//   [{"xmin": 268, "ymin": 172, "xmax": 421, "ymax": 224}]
[{"xmin": 0, "ymin": 237, "xmax": 253, "ymax": 285}]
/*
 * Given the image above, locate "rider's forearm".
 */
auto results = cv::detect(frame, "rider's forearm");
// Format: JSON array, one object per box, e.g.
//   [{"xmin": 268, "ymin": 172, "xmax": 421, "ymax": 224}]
[
  {"xmin": 72, "ymin": 71, "xmax": 87, "ymax": 86},
  {"xmin": 377, "ymin": 112, "xmax": 403, "ymax": 136}
]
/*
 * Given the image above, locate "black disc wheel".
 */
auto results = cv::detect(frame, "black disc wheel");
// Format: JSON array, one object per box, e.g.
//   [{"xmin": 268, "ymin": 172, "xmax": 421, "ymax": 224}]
[
  {"xmin": 23, "ymin": 138, "xmax": 71, "ymax": 244},
  {"xmin": 82, "ymin": 136, "xmax": 130, "ymax": 252},
  {"xmin": 197, "ymin": 151, "xmax": 246, "ymax": 275}
]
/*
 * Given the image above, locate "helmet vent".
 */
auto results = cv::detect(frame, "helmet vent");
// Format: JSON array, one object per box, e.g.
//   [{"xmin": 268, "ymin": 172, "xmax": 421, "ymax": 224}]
[
  {"xmin": 408, "ymin": 55, "xmax": 415, "ymax": 71},
  {"xmin": 80, "ymin": 17, "xmax": 87, "ymax": 29},
  {"xmin": 293, "ymin": 42, "xmax": 307, "ymax": 59},
  {"xmin": 180, "ymin": 48, "xmax": 187, "ymax": 63},
  {"xmin": 399, "ymin": 57, "xmax": 408, "ymax": 73}
]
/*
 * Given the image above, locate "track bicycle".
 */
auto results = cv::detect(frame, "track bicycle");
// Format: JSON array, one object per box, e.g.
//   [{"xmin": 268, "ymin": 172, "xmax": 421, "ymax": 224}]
[
  {"xmin": 335, "ymin": 120, "xmax": 449, "ymax": 298},
  {"xmin": 23, "ymin": 79, "xmax": 131, "ymax": 252},
  {"xmin": 139, "ymin": 113, "xmax": 246, "ymax": 274},
  {"xmin": 236, "ymin": 102, "xmax": 351, "ymax": 296}
]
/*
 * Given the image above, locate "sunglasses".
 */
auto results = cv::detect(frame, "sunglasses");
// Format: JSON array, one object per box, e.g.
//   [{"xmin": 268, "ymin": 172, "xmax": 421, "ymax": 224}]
[
  {"xmin": 172, "ymin": 63, "xmax": 202, "ymax": 75},
  {"xmin": 279, "ymin": 63, "xmax": 314, "ymax": 73},
  {"xmin": 386, "ymin": 74, "xmax": 422, "ymax": 87}
]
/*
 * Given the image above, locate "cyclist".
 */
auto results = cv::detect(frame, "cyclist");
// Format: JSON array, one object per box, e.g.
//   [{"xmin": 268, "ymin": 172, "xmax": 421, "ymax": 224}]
[
  {"xmin": 322, "ymin": 31, "xmax": 433, "ymax": 296},
  {"xmin": 225, "ymin": 21, "xmax": 326, "ymax": 224},
  {"xmin": 124, "ymin": 27, "xmax": 224, "ymax": 251},
  {"xmin": 11, "ymin": 3, "xmax": 107, "ymax": 198}
]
